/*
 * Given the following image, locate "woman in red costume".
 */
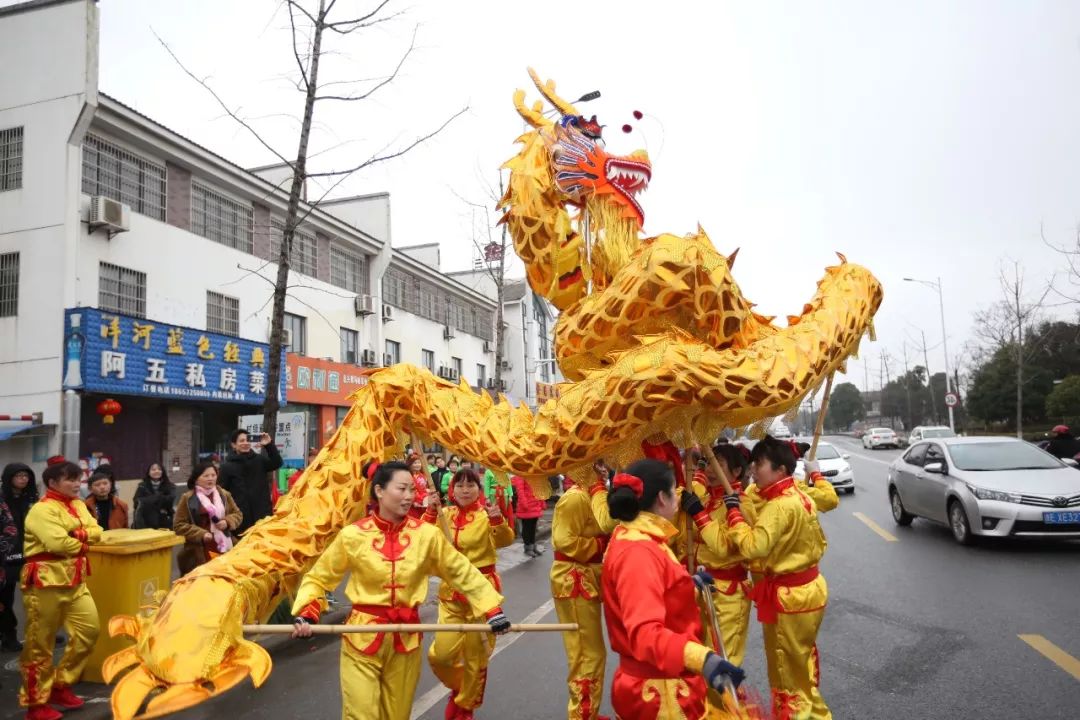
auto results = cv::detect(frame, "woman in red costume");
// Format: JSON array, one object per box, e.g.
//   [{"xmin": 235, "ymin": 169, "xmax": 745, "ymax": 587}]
[{"xmin": 601, "ymin": 458, "xmax": 744, "ymax": 720}]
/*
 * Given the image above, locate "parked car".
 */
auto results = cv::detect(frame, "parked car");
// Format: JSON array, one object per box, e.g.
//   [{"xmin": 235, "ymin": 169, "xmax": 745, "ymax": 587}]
[
  {"xmin": 887, "ymin": 437, "xmax": 1080, "ymax": 544},
  {"xmin": 794, "ymin": 442, "xmax": 854, "ymax": 494},
  {"xmin": 907, "ymin": 426, "xmax": 956, "ymax": 445},
  {"xmin": 862, "ymin": 427, "xmax": 900, "ymax": 449}
]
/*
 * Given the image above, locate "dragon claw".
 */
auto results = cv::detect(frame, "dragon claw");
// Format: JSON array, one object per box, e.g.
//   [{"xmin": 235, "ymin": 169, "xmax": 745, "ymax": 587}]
[
  {"xmin": 109, "ymin": 614, "xmax": 139, "ymax": 640},
  {"xmin": 112, "ymin": 666, "xmax": 161, "ymax": 720},
  {"xmin": 102, "ymin": 645, "xmax": 140, "ymax": 684}
]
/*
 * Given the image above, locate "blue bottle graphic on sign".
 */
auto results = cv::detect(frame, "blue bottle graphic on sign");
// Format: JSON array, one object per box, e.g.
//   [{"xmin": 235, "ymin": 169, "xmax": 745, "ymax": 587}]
[{"xmin": 63, "ymin": 313, "xmax": 84, "ymax": 388}]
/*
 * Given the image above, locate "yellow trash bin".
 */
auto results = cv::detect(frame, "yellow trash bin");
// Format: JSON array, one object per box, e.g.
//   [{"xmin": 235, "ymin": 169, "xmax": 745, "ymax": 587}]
[{"xmin": 82, "ymin": 528, "xmax": 183, "ymax": 683}]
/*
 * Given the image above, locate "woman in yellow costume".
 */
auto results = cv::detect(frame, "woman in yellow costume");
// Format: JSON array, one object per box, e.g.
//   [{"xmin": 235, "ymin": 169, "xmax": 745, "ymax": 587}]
[
  {"xmin": 18, "ymin": 461, "xmax": 102, "ymax": 720},
  {"xmin": 678, "ymin": 443, "xmax": 755, "ymax": 668},
  {"xmin": 725, "ymin": 437, "xmax": 831, "ymax": 720},
  {"xmin": 291, "ymin": 461, "xmax": 513, "ymax": 720},
  {"xmin": 424, "ymin": 468, "xmax": 515, "ymax": 720},
  {"xmin": 550, "ymin": 461, "xmax": 611, "ymax": 720}
]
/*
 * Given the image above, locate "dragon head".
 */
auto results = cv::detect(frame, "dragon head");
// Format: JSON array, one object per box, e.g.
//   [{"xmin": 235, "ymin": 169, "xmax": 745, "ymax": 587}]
[{"xmin": 514, "ymin": 69, "xmax": 652, "ymax": 227}]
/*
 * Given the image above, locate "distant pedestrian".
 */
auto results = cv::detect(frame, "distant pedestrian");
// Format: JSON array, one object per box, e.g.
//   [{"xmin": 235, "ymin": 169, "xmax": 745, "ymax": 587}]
[
  {"xmin": 174, "ymin": 461, "xmax": 242, "ymax": 575},
  {"xmin": 407, "ymin": 453, "xmax": 430, "ymax": 518},
  {"xmin": 218, "ymin": 430, "xmax": 282, "ymax": 535},
  {"xmin": 1, "ymin": 463, "xmax": 37, "ymax": 652},
  {"xmin": 132, "ymin": 463, "xmax": 176, "ymax": 530},
  {"xmin": 1046, "ymin": 425, "xmax": 1080, "ymax": 460},
  {"xmin": 0, "ymin": 499, "xmax": 16, "ymax": 653},
  {"xmin": 512, "ymin": 475, "xmax": 546, "ymax": 557},
  {"xmin": 84, "ymin": 471, "xmax": 129, "ymax": 530},
  {"xmin": 440, "ymin": 458, "xmax": 460, "ymax": 502},
  {"xmin": 272, "ymin": 447, "xmax": 319, "ymax": 508}
]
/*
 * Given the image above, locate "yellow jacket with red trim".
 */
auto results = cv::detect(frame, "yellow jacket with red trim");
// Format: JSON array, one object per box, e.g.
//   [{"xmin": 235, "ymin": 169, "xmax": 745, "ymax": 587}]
[
  {"xmin": 550, "ymin": 486, "xmax": 607, "ymax": 600},
  {"xmin": 21, "ymin": 491, "xmax": 102, "ymax": 589}
]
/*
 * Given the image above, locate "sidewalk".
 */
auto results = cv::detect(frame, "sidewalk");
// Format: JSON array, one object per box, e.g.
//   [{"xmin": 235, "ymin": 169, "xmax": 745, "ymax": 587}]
[{"xmin": 0, "ymin": 502, "xmax": 555, "ymax": 718}]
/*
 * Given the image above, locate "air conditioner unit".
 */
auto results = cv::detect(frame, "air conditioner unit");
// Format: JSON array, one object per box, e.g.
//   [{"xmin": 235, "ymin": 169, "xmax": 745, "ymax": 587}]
[
  {"xmin": 266, "ymin": 320, "xmax": 292, "ymax": 347},
  {"xmin": 482, "ymin": 340, "xmax": 492, "ymax": 353},
  {"xmin": 443, "ymin": 326, "xmax": 456, "ymax": 340},
  {"xmin": 89, "ymin": 196, "xmax": 130, "ymax": 237},
  {"xmin": 500, "ymin": 360, "xmax": 512, "ymax": 371},
  {"xmin": 449, "ymin": 368, "xmax": 459, "ymax": 381},
  {"xmin": 354, "ymin": 294, "xmax": 376, "ymax": 316},
  {"xmin": 382, "ymin": 353, "xmax": 394, "ymax": 366},
  {"xmin": 361, "ymin": 349, "xmax": 377, "ymax": 366},
  {"xmin": 381, "ymin": 304, "xmax": 395, "ymax": 322}
]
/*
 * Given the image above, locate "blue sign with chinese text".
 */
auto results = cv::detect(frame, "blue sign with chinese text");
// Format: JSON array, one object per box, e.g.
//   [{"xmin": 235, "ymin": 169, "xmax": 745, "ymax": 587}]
[{"xmin": 63, "ymin": 307, "xmax": 286, "ymax": 405}]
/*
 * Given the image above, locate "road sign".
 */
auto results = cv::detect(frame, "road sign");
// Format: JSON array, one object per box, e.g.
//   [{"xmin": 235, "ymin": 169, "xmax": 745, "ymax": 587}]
[{"xmin": 944, "ymin": 392, "xmax": 959, "ymax": 408}]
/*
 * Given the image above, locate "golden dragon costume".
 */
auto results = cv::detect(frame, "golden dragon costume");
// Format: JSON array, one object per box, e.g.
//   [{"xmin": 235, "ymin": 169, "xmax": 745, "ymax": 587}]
[{"xmin": 103, "ymin": 69, "xmax": 883, "ymax": 718}]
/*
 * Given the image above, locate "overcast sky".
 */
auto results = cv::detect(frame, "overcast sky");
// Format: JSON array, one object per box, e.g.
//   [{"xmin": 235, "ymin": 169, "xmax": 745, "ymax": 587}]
[{"xmin": 30, "ymin": 0, "xmax": 1080, "ymax": 393}]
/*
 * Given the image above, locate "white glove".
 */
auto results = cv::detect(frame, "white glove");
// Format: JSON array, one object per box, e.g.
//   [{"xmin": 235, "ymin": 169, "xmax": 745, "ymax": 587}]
[{"xmin": 804, "ymin": 460, "xmax": 821, "ymax": 475}]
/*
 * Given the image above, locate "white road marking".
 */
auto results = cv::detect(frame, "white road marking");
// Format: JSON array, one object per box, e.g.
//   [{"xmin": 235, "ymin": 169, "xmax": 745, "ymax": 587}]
[{"xmin": 409, "ymin": 598, "xmax": 556, "ymax": 719}]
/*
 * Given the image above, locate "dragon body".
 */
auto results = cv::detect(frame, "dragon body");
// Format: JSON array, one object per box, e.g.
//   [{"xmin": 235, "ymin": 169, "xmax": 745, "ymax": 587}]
[{"xmin": 104, "ymin": 70, "xmax": 882, "ymax": 718}]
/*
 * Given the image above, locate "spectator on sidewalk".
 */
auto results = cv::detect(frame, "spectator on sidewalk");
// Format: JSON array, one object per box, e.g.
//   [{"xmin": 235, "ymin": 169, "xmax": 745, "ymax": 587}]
[
  {"xmin": 84, "ymin": 471, "xmax": 129, "ymax": 530},
  {"xmin": 132, "ymin": 463, "xmax": 176, "ymax": 530},
  {"xmin": 1, "ymin": 463, "xmax": 37, "ymax": 652},
  {"xmin": 1047, "ymin": 425, "xmax": 1080, "ymax": 460},
  {"xmin": 272, "ymin": 447, "xmax": 319, "ymax": 508},
  {"xmin": 174, "ymin": 461, "xmax": 242, "ymax": 575},
  {"xmin": 218, "ymin": 430, "xmax": 282, "ymax": 536},
  {"xmin": 439, "ymin": 458, "xmax": 460, "ymax": 502},
  {"xmin": 512, "ymin": 475, "xmax": 546, "ymax": 557}
]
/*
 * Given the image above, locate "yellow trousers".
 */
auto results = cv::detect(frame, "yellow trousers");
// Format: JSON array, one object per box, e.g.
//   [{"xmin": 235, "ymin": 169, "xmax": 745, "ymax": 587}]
[
  {"xmin": 427, "ymin": 599, "xmax": 496, "ymax": 711},
  {"xmin": 762, "ymin": 608, "xmax": 830, "ymax": 720},
  {"xmin": 340, "ymin": 636, "xmax": 421, "ymax": 720},
  {"xmin": 706, "ymin": 584, "xmax": 751, "ymax": 667},
  {"xmin": 554, "ymin": 596, "xmax": 607, "ymax": 720},
  {"xmin": 19, "ymin": 584, "xmax": 100, "ymax": 707}
]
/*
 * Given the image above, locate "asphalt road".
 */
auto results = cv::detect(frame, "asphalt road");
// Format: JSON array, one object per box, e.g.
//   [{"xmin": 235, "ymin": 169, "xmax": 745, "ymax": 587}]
[{"xmin": 3, "ymin": 438, "xmax": 1079, "ymax": 718}]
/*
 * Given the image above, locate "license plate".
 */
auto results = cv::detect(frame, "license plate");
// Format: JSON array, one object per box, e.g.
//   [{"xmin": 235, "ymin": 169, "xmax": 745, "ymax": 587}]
[{"xmin": 1043, "ymin": 511, "xmax": 1080, "ymax": 524}]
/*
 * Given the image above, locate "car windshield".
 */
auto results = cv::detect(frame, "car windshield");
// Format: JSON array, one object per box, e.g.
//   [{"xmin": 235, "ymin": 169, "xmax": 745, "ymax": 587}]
[
  {"xmin": 871, "ymin": 428, "xmax": 892, "ymax": 434},
  {"xmin": 948, "ymin": 442, "xmax": 1063, "ymax": 471},
  {"xmin": 814, "ymin": 446, "xmax": 840, "ymax": 460},
  {"xmin": 923, "ymin": 428, "xmax": 956, "ymax": 439}
]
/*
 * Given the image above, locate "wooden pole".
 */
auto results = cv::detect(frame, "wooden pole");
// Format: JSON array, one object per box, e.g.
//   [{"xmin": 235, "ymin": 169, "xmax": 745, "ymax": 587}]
[
  {"xmin": 808, "ymin": 373, "xmax": 836, "ymax": 462},
  {"xmin": 244, "ymin": 622, "xmax": 578, "ymax": 635},
  {"xmin": 411, "ymin": 432, "xmax": 453, "ymax": 540}
]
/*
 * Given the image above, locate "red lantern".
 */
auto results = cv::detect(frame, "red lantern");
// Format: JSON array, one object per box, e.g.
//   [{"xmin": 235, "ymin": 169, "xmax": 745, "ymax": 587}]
[{"xmin": 97, "ymin": 398, "xmax": 122, "ymax": 425}]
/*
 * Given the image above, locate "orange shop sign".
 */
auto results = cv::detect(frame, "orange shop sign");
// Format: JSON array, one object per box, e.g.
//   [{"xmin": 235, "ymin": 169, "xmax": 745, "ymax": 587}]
[
  {"xmin": 285, "ymin": 354, "xmax": 370, "ymax": 406},
  {"xmin": 536, "ymin": 381, "xmax": 561, "ymax": 403}
]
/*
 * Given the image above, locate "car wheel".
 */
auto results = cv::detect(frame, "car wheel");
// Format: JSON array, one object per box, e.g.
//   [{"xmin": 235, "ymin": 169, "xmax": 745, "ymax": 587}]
[
  {"xmin": 890, "ymin": 488, "xmax": 913, "ymax": 526},
  {"xmin": 948, "ymin": 499, "xmax": 972, "ymax": 545},
  {"xmin": 847, "ymin": 487, "xmax": 856, "ymax": 495}
]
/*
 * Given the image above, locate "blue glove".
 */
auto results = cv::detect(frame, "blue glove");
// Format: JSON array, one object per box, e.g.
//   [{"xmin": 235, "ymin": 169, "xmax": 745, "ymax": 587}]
[
  {"xmin": 702, "ymin": 651, "xmax": 746, "ymax": 692},
  {"xmin": 691, "ymin": 569, "xmax": 715, "ymax": 592}
]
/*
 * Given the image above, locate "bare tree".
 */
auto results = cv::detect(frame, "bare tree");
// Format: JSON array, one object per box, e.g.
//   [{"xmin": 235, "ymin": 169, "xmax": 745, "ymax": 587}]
[
  {"xmin": 158, "ymin": 0, "xmax": 466, "ymax": 433},
  {"xmin": 1043, "ymin": 223, "xmax": 1080, "ymax": 306},
  {"xmin": 452, "ymin": 173, "xmax": 513, "ymax": 393},
  {"xmin": 972, "ymin": 259, "xmax": 1051, "ymax": 437}
]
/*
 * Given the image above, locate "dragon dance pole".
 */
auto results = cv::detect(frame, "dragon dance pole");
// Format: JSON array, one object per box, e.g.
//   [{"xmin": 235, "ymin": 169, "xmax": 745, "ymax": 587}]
[
  {"xmin": 243, "ymin": 623, "xmax": 578, "ymax": 635},
  {"xmin": 808, "ymin": 373, "xmax": 836, "ymax": 462},
  {"xmin": 692, "ymin": 573, "xmax": 741, "ymax": 711}
]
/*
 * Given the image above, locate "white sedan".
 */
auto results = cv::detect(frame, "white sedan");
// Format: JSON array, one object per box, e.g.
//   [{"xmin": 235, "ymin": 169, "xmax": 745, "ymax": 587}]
[
  {"xmin": 795, "ymin": 442, "xmax": 855, "ymax": 494},
  {"xmin": 863, "ymin": 427, "xmax": 900, "ymax": 450}
]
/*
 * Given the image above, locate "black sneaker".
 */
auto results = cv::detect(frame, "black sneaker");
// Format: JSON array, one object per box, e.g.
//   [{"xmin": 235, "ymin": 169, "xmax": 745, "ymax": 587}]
[{"xmin": 1, "ymin": 637, "xmax": 22, "ymax": 652}]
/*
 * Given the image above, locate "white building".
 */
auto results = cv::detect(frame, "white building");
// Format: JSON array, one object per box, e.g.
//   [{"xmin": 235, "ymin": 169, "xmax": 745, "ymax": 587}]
[{"xmin": 0, "ymin": 0, "xmax": 498, "ymax": 482}]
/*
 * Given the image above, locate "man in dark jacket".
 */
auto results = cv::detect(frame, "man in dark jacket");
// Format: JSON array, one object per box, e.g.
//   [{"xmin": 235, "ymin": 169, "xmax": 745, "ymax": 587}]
[
  {"xmin": 1, "ymin": 462, "xmax": 38, "ymax": 651},
  {"xmin": 1046, "ymin": 425, "xmax": 1080, "ymax": 461},
  {"xmin": 218, "ymin": 429, "xmax": 282, "ymax": 535}
]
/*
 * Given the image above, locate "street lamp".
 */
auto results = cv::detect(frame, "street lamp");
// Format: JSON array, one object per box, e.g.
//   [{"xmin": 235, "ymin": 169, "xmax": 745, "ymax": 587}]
[{"xmin": 903, "ymin": 276, "xmax": 955, "ymax": 431}]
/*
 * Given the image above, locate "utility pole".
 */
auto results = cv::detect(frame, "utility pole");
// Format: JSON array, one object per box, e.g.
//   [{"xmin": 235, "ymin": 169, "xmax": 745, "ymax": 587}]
[
  {"xmin": 920, "ymin": 330, "xmax": 937, "ymax": 424},
  {"xmin": 902, "ymin": 342, "xmax": 913, "ymax": 431}
]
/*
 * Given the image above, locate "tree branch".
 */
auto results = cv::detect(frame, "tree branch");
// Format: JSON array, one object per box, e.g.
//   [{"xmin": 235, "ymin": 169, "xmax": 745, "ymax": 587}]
[
  {"xmin": 287, "ymin": 0, "xmax": 312, "ymax": 91},
  {"xmin": 306, "ymin": 105, "xmax": 468, "ymax": 178},
  {"xmin": 152, "ymin": 29, "xmax": 294, "ymax": 171},
  {"xmin": 324, "ymin": 0, "xmax": 396, "ymax": 33},
  {"xmin": 315, "ymin": 26, "xmax": 416, "ymax": 102}
]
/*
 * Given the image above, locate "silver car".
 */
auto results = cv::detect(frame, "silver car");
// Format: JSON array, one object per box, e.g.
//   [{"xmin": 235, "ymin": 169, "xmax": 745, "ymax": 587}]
[{"xmin": 887, "ymin": 437, "xmax": 1080, "ymax": 544}]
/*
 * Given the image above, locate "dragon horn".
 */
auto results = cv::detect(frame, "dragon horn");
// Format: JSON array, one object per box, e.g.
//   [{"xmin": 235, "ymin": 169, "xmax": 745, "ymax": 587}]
[
  {"xmin": 527, "ymin": 67, "xmax": 580, "ymax": 117},
  {"xmin": 513, "ymin": 89, "xmax": 549, "ymax": 128}
]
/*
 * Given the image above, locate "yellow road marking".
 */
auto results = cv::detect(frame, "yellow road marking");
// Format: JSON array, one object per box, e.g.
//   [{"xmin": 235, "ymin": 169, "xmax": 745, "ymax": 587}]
[
  {"xmin": 852, "ymin": 512, "xmax": 898, "ymax": 542},
  {"xmin": 1019, "ymin": 635, "xmax": 1080, "ymax": 681}
]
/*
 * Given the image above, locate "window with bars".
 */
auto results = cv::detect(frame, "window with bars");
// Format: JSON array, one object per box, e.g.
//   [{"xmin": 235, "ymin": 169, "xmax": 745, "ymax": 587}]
[
  {"xmin": 330, "ymin": 244, "xmax": 369, "ymax": 294},
  {"xmin": 421, "ymin": 349, "xmax": 435, "ymax": 373},
  {"xmin": 0, "ymin": 252, "xmax": 18, "ymax": 316},
  {"xmin": 477, "ymin": 363, "xmax": 486, "ymax": 387},
  {"xmin": 385, "ymin": 339, "xmax": 401, "ymax": 365},
  {"xmin": 341, "ymin": 327, "xmax": 359, "ymax": 364},
  {"xmin": 0, "ymin": 127, "xmax": 23, "ymax": 192},
  {"xmin": 206, "ymin": 291, "xmax": 239, "ymax": 336},
  {"xmin": 283, "ymin": 312, "xmax": 307, "ymax": 355},
  {"xmin": 81, "ymin": 134, "xmax": 166, "ymax": 219},
  {"xmin": 452, "ymin": 357, "xmax": 463, "ymax": 378},
  {"xmin": 380, "ymin": 266, "xmax": 494, "ymax": 341},
  {"xmin": 99, "ymin": 262, "xmax": 146, "ymax": 318},
  {"xmin": 191, "ymin": 183, "xmax": 253, "ymax": 252},
  {"xmin": 271, "ymin": 221, "xmax": 317, "ymax": 277}
]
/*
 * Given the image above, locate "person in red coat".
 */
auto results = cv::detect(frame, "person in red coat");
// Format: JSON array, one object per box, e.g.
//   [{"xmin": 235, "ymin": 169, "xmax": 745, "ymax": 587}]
[
  {"xmin": 511, "ymin": 475, "xmax": 545, "ymax": 557},
  {"xmin": 601, "ymin": 458, "xmax": 744, "ymax": 720}
]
